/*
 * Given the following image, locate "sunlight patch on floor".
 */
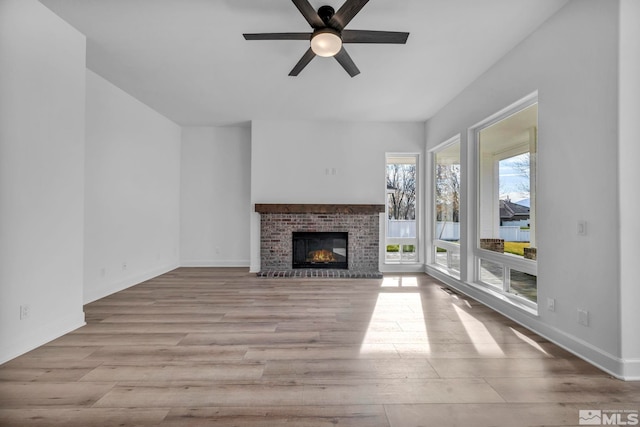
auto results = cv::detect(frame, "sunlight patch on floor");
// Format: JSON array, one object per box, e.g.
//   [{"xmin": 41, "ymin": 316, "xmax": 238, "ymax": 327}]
[
  {"xmin": 510, "ymin": 327, "xmax": 549, "ymax": 355},
  {"xmin": 381, "ymin": 276, "xmax": 418, "ymax": 288},
  {"xmin": 452, "ymin": 304, "xmax": 505, "ymax": 356},
  {"xmin": 360, "ymin": 277, "xmax": 428, "ymax": 355}
]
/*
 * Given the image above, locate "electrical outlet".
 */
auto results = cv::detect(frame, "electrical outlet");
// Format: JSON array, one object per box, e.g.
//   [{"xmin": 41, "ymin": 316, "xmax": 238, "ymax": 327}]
[
  {"xmin": 547, "ymin": 298, "xmax": 555, "ymax": 312},
  {"xmin": 577, "ymin": 220, "xmax": 587, "ymax": 236},
  {"xmin": 577, "ymin": 308, "xmax": 589, "ymax": 326},
  {"xmin": 20, "ymin": 305, "xmax": 30, "ymax": 320}
]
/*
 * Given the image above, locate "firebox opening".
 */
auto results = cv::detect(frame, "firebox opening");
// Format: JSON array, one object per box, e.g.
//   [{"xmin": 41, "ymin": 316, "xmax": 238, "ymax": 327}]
[{"xmin": 292, "ymin": 231, "xmax": 348, "ymax": 269}]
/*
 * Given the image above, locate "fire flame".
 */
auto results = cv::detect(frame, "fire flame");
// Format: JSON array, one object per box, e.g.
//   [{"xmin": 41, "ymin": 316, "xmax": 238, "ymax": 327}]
[{"xmin": 308, "ymin": 249, "xmax": 336, "ymax": 262}]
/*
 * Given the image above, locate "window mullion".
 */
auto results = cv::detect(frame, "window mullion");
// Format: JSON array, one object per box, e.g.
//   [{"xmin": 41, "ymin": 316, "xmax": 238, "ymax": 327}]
[{"xmin": 504, "ymin": 266, "xmax": 511, "ymax": 293}]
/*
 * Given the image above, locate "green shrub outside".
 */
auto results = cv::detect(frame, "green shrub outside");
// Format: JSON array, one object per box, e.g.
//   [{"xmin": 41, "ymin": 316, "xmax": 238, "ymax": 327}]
[{"xmin": 386, "ymin": 244, "xmax": 416, "ymax": 253}]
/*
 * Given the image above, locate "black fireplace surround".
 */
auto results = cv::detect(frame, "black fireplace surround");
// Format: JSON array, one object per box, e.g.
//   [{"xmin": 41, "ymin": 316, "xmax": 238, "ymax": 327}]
[{"xmin": 292, "ymin": 231, "xmax": 348, "ymax": 269}]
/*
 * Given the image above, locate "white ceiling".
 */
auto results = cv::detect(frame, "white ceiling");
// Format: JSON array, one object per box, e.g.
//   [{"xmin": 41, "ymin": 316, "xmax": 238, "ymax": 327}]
[{"xmin": 39, "ymin": 0, "xmax": 568, "ymax": 126}]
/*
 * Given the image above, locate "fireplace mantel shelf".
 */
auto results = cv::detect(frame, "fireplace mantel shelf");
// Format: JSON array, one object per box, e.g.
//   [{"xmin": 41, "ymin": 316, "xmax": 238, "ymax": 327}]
[{"xmin": 255, "ymin": 203, "xmax": 385, "ymax": 215}]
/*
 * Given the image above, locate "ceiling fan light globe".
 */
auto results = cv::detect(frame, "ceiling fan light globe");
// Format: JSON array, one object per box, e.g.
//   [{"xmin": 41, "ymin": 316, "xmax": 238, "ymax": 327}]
[{"xmin": 311, "ymin": 31, "xmax": 342, "ymax": 57}]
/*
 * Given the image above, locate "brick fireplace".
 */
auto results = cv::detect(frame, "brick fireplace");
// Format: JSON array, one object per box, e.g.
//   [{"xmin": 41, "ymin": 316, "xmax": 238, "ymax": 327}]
[{"xmin": 255, "ymin": 204, "xmax": 384, "ymax": 277}]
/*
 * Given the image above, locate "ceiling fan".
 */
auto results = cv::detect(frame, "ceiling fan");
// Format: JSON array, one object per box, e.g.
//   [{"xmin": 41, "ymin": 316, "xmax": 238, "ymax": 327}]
[{"xmin": 243, "ymin": 0, "xmax": 409, "ymax": 77}]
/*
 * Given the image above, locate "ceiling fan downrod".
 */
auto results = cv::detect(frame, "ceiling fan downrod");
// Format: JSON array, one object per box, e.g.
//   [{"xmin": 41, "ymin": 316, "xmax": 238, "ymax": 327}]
[{"xmin": 317, "ymin": 5, "xmax": 335, "ymax": 25}]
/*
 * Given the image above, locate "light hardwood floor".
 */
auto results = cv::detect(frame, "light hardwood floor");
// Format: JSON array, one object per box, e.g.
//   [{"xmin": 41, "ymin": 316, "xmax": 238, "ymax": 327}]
[{"xmin": 1, "ymin": 268, "xmax": 638, "ymax": 426}]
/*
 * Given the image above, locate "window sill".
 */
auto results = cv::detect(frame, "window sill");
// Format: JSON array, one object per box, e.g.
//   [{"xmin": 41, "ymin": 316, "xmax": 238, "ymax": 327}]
[
  {"xmin": 425, "ymin": 264, "xmax": 538, "ymax": 316},
  {"xmin": 428, "ymin": 263, "xmax": 461, "ymax": 280},
  {"xmin": 469, "ymin": 281, "xmax": 538, "ymax": 316}
]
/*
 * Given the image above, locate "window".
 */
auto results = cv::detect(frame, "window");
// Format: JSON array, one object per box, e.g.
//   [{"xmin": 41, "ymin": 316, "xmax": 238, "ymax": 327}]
[
  {"xmin": 475, "ymin": 99, "xmax": 538, "ymax": 306},
  {"xmin": 431, "ymin": 139, "xmax": 461, "ymax": 277},
  {"xmin": 385, "ymin": 154, "xmax": 418, "ymax": 264}
]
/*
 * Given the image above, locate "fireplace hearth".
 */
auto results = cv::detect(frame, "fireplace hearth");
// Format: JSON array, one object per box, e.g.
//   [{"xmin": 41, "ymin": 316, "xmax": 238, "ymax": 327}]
[{"xmin": 292, "ymin": 232, "xmax": 348, "ymax": 269}]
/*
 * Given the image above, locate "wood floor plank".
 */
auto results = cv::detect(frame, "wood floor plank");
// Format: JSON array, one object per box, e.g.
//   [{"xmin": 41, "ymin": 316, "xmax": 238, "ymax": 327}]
[
  {"xmin": 428, "ymin": 357, "xmax": 605, "ymax": 378},
  {"xmin": 0, "ymin": 408, "xmax": 169, "ymax": 427},
  {"xmin": 262, "ymin": 359, "xmax": 440, "ymax": 380},
  {"xmin": 393, "ymin": 341, "xmax": 569, "ymax": 359},
  {"xmin": 161, "ymin": 405, "xmax": 389, "ymax": 427},
  {"xmin": 244, "ymin": 344, "xmax": 400, "ymax": 360},
  {"xmin": 276, "ymin": 320, "xmax": 401, "ymax": 333},
  {"xmin": 301, "ymin": 378, "xmax": 506, "ymax": 405},
  {"xmin": 179, "ymin": 331, "xmax": 321, "ymax": 346},
  {"xmin": 92, "ymin": 382, "xmax": 306, "ymax": 408},
  {"xmin": 384, "ymin": 403, "xmax": 605, "ymax": 427},
  {"xmin": 84, "ymin": 345, "xmax": 248, "ymax": 362},
  {"xmin": 11, "ymin": 346, "xmax": 99, "ymax": 361},
  {"xmin": 50, "ymin": 332, "xmax": 186, "ymax": 346},
  {"xmin": 485, "ymin": 376, "xmax": 640, "ymax": 403},
  {"xmin": 98, "ymin": 313, "xmax": 225, "ymax": 323},
  {"xmin": 75, "ymin": 321, "xmax": 278, "ymax": 334},
  {"xmin": 0, "ymin": 382, "xmax": 115, "ymax": 408},
  {"xmin": 0, "ymin": 360, "xmax": 102, "ymax": 382},
  {"xmin": 0, "ymin": 267, "xmax": 634, "ymax": 427},
  {"xmin": 79, "ymin": 361, "xmax": 265, "ymax": 382}
]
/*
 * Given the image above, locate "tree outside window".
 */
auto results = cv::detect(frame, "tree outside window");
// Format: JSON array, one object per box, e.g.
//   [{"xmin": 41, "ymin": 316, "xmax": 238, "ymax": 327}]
[
  {"xmin": 385, "ymin": 155, "xmax": 418, "ymax": 263},
  {"xmin": 386, "ymin": 163, "xmax": 416, "ymax": 223}
]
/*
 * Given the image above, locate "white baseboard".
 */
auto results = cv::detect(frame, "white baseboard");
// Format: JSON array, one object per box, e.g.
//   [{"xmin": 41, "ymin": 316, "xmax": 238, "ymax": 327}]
[
  {"xmin": 0, "ymin": 311, "xmax": 85, "ymax": 365},
  {"xmin": 180, "ymin": 259, "xmax": 250, "ymax": 268},
  {"xmin": 619, "ymin": 358, "xmax": 640, "ymax": 381},
  {"xmin": 83, "ymin": 262, "xmax": 179, "ymax": 304}
]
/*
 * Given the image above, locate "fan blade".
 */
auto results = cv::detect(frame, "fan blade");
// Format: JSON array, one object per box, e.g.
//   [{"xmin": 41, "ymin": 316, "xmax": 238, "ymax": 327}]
[
  {"xmin": 289, "ymin": 47, "xmax": 316, "ymax": 76},
  {"xmin": 334, "ymin": 47, "xmax": 360, "ymax": 77},
  {"xmin": 244, "ymin": 33, "xmax": 311, "ymax": 41},
  {"xmin": 329, "ymin": 0, "xmax": 369, "ymax": 31},
  {"xmin": 342, "ymin": 30, "xmax": 409, "ymax": 44},
  {"xmin": 291, "ymin": 0, "xmax": 325, "ymax": 28}
]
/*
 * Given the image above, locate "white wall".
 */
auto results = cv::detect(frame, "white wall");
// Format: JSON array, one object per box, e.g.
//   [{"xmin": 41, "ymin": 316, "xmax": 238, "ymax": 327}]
[
  {"xmin": 0, "ymin": 0, "xmax": 86, "ymax": 363},
  {"xmin": 84, "ymin": 70, "xmax": 181, "ymax": 303},
  {"xmin": 250, "ymin": 120, "xmax": 425, "ymax": 271},
  {"xmin": 180, "ymin": 126, "xmax": 251, "ymax": 267},
  {"xmin": 618, "ymin": 0, "xmax": 640, "ymax": 378},
  {"xmin": 425, "ymin": 0, "xmax": 633, "ymax": 378}
]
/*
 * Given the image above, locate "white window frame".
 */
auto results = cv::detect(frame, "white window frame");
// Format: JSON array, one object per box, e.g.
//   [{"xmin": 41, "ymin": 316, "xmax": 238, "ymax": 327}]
[
  {"xmin": 384, "ymin": 153, "xmax": 420, "ymax": 266},
  {"xmin": 429, "ymin": 135, "xmax": 461, "ymax": 278},
  {"xmin": 468, "ymin": 92, "xmax": 538, "ymax": 311}
]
